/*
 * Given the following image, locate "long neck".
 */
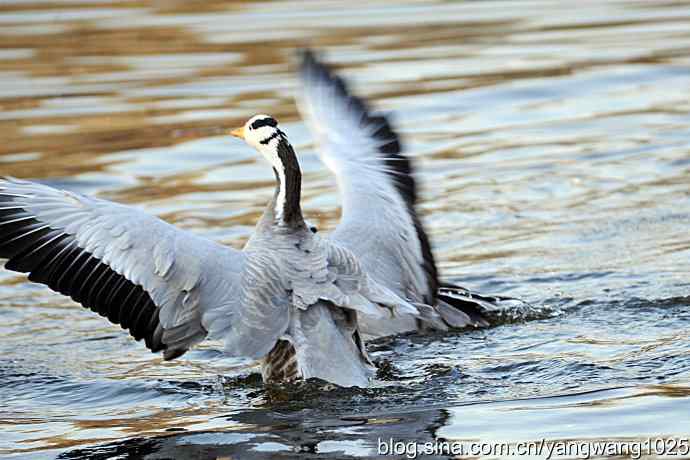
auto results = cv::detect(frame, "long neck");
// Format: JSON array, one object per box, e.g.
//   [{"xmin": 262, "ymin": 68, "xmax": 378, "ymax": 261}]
[{"xmin": 272, "ymin": 139, "xmax": 304, "ymax": 227}]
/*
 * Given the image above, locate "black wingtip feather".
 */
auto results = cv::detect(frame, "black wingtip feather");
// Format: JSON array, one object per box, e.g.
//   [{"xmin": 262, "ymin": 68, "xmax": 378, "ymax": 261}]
[
  {"xmin": 437, "ymin": 292, "xmax": 491, "ymax": 328},
  {"xmin": 0, "ymin": 206, "xmax": 168, "ymax": 357},
  {"xmin": 27, "ymin": 238, "xmax": 72, "ymax": 284},
  {"xmin": 438, "ymin": 282, "xmax": 534, "ymax": 329},
  {"xmin": 299, "ymin": 49, "xmax": 439, "ymax": 303},
  {"xmin": 5, "ymin": 232, "xmax": 69, "ymax": 273}
]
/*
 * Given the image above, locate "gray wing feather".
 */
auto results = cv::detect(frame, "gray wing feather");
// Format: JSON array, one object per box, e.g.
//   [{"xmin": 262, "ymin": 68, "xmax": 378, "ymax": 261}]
[
  {"xmin": 0, "ymin": 177, "xmax": 245, "ymax": 358},
  {"xmin": 209, "ymin": 250, "xmax": 290, "ymax": 360},
  {"xmin": 324, "ymin": 242, "xmax": 420, "ymax": 318},
  {"xmin": 297, "ymin": 50, "xmax": 437, "ymax": 310},
  {"xmin": 215, "ymin": 235, "xmax": 422, "ymax": 362}
]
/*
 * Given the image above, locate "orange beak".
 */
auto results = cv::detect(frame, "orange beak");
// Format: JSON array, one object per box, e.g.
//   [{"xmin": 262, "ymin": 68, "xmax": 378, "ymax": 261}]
[{"xmin": 230, "ymin": 127, "xmax": 244, "ymax": 139}]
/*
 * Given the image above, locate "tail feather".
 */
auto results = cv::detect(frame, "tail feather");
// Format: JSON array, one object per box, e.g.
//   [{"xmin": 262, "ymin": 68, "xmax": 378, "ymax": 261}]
[{"xmin": 263, "ymin": 302, "xmax": 375, "ymax": 387}]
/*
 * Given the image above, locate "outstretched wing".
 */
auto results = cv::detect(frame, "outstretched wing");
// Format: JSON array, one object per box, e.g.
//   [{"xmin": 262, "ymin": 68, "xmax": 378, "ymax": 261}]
[
  {"xmin": 297, "ymin": 49, "xmax": 437, "ymax": 307},
  {"xmin": 0, "ymin": 177, "xmax": 245, "ymax": 359}
]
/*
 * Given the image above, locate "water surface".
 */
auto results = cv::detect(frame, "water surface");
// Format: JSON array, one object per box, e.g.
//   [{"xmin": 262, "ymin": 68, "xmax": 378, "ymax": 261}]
[{"xmin": 2, "ymin": 0, "xmax": 690, "ymax": 458}]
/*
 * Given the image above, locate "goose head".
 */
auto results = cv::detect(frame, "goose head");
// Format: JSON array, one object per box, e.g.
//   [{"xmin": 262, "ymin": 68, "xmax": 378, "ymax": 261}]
[
  {"xmin": 231, "ymin": 114, "xmax": 304, "ymax": 226},
  {"xmin": 231, "ymin": 114, "xmax": 290, "ymax": 172}
]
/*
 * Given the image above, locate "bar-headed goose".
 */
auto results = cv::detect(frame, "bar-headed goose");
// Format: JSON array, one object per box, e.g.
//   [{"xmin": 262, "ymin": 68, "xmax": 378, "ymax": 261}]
[
  {"xmin": 297, "ymin": 50, "xmax": 527, "ymax": 338},
  {"xmin": 0, "ymin": 114, "xmax": 423, "ymax": 388}
]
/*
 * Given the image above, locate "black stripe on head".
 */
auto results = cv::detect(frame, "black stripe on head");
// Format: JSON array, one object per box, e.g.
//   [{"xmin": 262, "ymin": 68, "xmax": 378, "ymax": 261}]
[
  {"xmin": 250, "ymin": 117, "xmax": 278, "ymax": 130},
  {"xmin": 260, "ymin": 128, "xmax": 286, "ymax": 145}
]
